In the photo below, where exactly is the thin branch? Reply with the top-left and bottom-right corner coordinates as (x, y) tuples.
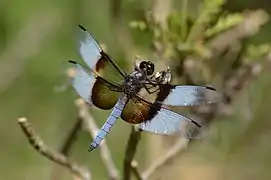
(17, 117), (91, 180)
(51, 117), (82, 180)
(131, 160), (143, 180)
(151, 0), (172, 30)
(109, 0), (137, 63)
(142, 138), (189, 180)
(75, 99), (120, 180)
(181, 0), (188, 41)
(109, 0), (122, 21)
(123, 127), (142, 180)
(60, 117), (82, 155)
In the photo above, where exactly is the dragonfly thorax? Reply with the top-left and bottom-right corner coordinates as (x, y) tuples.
(123, 71), (145, 97)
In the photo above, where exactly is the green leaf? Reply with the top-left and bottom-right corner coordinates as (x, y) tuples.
(205, 13), (244, 38)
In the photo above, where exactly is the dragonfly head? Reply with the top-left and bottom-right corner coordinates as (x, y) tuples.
(139, 61), (155, 76)
(133, 56), (155, 76)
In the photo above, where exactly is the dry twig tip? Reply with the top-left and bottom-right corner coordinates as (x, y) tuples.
(17, 117), (91, 180)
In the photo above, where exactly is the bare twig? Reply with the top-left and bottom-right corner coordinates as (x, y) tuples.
(17, 117), (91, 180)
(142, 138), (189, 180)
(151, 0), (172, 30)
(181, 0), (188, 41)
(51, 117), (82, 180)
(109, 0), (122, 21)
(109, 0), (138, 64)
(131, 160), (143, 180)
(123, 127), (142, 180)
(76, 99), (120, 180)
(60, 117), (83, 155)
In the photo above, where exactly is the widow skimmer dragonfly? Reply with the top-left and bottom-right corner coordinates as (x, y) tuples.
(69, 25), (220, 151)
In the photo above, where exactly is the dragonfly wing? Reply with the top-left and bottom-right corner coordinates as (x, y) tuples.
(77, 25), (126, 83)
(157, 84), (221, 106)
(121, 95), (200, 138)
(71, 61), (121, 110)
(135, 107), (200, 138)
(77, 25), (102, 70)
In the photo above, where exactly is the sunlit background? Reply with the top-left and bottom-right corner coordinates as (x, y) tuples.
(1, 0), (271, 180)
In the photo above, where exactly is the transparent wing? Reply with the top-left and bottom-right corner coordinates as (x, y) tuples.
(71, 62), (96, 105)
(135, 107), (200, 137)
(77, 25), (126, 83)
(121, 95), (201, 138)
(77, 25), (102, 70)
(140, 83), (221, 107)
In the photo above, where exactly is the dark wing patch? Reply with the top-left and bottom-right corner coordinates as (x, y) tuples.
(120, 97), (155, 124)
(70, 62), (121, 110)
(121, 95), (201, 137)
(120, 83), (167, 124)
(91, 77), (121, 110)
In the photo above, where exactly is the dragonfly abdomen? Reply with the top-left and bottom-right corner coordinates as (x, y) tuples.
(88, 95), (128, 151)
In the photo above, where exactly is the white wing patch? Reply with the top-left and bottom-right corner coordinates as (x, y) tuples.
(71, 64), (96, 104)
(163, 86), (220, 106)
(78, 25), (102, 70)
(135, 108), (200, 138)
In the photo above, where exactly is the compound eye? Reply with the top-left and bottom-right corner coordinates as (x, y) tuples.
(139, 61), (148, 71)
(139, 61), (155, 75)
(146, 62), (154, 75)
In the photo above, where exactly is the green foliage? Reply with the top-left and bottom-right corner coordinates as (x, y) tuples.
(245, 44), (271, 63)
(130, 0), (269, 85)
(186, 0), (225, 42)
(129, 20), (147, 31)
(205, 12), (244, 38)
(130, 0), (231, 59)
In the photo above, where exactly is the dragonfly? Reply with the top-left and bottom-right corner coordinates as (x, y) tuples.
(69, 25), (220, 152)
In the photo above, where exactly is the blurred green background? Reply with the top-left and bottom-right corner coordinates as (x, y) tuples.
(1, 0), (271, 180)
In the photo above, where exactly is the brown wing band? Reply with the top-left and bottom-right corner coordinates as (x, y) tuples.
(121, 85), (172, 124)
(91, 77), (121, 110)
